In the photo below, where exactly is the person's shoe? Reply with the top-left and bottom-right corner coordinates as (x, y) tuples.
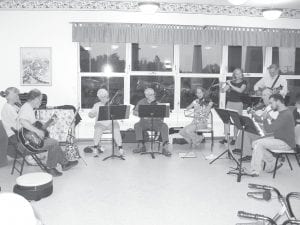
(96, 145), (105, 154)
(232, 148), (242, 155)
(133, 145), (146, 153)
(119, 147), (124, 156)
(48, 168), (63, 177)
(219, 139), (227, 144)
(162, 145), (172, 157)
(244, 169), (259, 177)
(230, 139), (236, 145)
(62, 160), (78, 171)
(238, 155), (252, 162)
(266, 163), (283, 173)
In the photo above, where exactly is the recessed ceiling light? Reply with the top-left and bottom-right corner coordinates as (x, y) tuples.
(111, 45), (119, 50)
(138, 2), (160, 14)
(262, 9), (283, 20)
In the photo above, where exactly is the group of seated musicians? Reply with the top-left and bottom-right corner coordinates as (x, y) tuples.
(1, 88), (78, 177)
(0, 63), (299, 178)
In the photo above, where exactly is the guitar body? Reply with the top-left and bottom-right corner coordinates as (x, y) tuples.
(18, 115), (57, 153)
(18, 127), (45, 153)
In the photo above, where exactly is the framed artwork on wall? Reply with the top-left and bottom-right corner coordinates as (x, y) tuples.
(20, 47), (52, 86)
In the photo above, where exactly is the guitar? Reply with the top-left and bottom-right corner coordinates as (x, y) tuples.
(18, 114), (57, 153)
(255, 85), (283, 96)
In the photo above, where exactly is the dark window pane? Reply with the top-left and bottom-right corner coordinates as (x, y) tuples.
(245, 47), (263, 73)
(81, 77), (124, 109)
(272, 47), (296, 75)
(179, 45), (221, 73)
(228, 46), (242, 72)
(295, 48), (300, 75)
(286, 79), (300, 105)
(130, 76), (174, 109)
(131, 44), (173, 72)
(80, 43), (126, 73)
(180, 78), (219, 108)
(228, 46), (264, 73)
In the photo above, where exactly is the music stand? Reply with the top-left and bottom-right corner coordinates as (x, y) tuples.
(98, 105), (130, 161)
(227, 115), (262, 182)
(209, 108), (240, 166)
(138, 104), (169, 159)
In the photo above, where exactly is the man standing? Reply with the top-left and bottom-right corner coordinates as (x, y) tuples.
(133, 88), (171, 156)
(254, 64), (287, 97)
(249, 94), (295, 176)
(18, 89), (78, 176)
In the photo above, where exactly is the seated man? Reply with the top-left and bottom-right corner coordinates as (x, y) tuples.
(88, 88), (124, 157)
(133, 88), (171, 156)
(18, 89), (78, 177)
(293, 93), (300, 147)
(249, 94), (296, 176)
(0, 87), (21, 167)
(234, 88), (278, 162)
(179, 86), (213, 147)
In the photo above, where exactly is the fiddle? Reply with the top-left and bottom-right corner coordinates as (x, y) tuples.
(0, 90), (22, 107)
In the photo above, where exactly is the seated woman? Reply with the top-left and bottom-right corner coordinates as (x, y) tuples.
(180, 87), (214, 147)
(293, 93), (300, 147)
(88, 88), (124, 157)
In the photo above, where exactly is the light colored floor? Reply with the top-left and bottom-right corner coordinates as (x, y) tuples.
(0, 141), (300, 225)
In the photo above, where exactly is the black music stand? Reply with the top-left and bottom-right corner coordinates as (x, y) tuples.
(209, 108), (240, 166)
(98, 105), (130, 161)
(138, 104), (170, 159)
(227, 115), (262, 182)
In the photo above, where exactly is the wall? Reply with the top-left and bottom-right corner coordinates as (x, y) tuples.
(0, 10), (299, 139)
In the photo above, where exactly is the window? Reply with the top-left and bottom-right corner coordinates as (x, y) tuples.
(179, 45), (221, 73)
(131, 44), (173, 71)
(272, 47), (300, 75)
(286, 79), (300, 105)
(81, 77), (124, 108)
(228, 46), (264, 73)
(80, 43), (126, 72)
(130, 76), (174, 109)
(180, 78), (219, 108)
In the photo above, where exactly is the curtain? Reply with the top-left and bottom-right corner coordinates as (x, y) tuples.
(72, 23), (300, 47)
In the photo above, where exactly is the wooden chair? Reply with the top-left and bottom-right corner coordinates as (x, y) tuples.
(195, 111), (214, 152)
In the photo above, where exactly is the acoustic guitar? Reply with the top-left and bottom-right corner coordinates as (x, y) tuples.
(18, 114), (57, 153)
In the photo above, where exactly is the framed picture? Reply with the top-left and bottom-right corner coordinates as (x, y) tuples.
(20, 47), (52, 86)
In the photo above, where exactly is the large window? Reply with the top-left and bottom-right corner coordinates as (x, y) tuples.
(179, 45), (221, 73)
(286, 79), (300, 105)
(81, 77), (124, 108)
(80, 43), (126, 72)
(131, 44), (173, 71)
(272, 47), (300, 75)
(180, 78), (219, 108)
(130, 76), (174, 109)
(228, 46), (264, 73)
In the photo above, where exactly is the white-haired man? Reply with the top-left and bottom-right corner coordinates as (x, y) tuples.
(254, 64), (287, 97)
(133, 88), (171, 156)
(89, 88), (124, 156)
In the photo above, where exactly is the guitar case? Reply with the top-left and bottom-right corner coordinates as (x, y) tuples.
(13, 172), (53, 201)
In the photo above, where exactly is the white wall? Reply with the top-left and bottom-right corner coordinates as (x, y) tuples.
(0, 10), (299, 139)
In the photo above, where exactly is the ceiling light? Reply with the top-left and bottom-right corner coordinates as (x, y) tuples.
(228, 0), (247, 5)
(262, 9), (283, 20)
(138, 2), (160, 14)
(111, 45), (119, 50)
(83, 46), (91, 51)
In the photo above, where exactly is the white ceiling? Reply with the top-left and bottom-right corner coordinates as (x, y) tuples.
(117, 0), (300, 9)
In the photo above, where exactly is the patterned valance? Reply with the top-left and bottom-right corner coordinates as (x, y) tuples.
(72, 23), (300, 47)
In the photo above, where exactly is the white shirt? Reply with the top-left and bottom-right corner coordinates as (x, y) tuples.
(1, 103), (19, 137)
(90, 102), (111, 127)
(18, 102), (37, 128)
(254, 75), (288, 96)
